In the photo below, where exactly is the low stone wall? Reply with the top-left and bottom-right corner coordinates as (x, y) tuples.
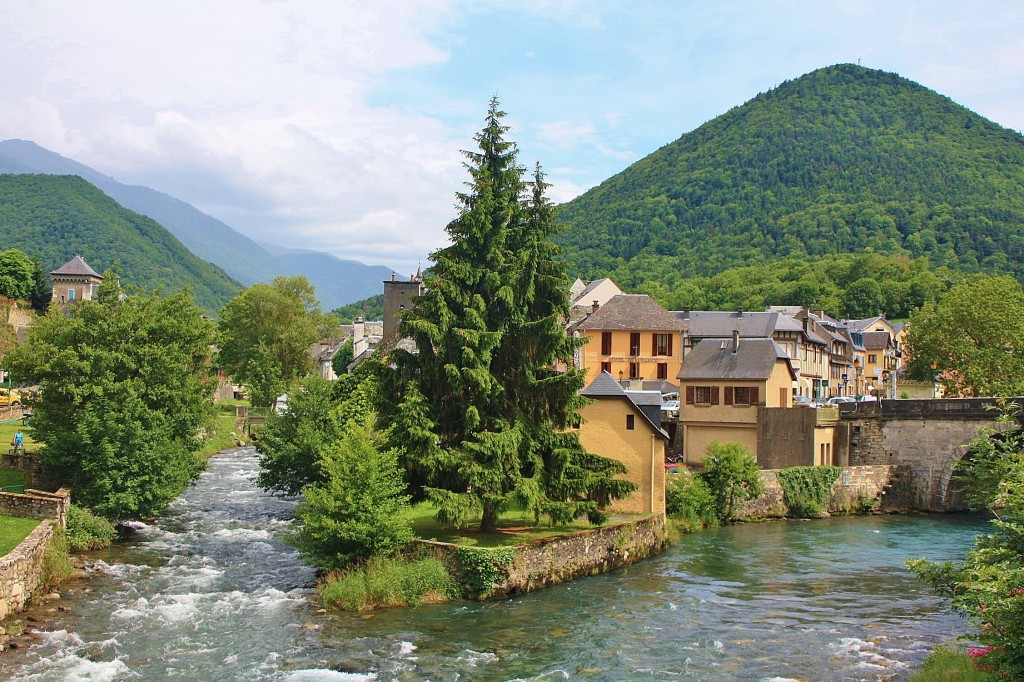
(0, 519), (56, 621)
(734, 465), (902, 519)
(0, 486), (71, 622)
(409, 514), (668, 599)
(0, 487), (71, 526)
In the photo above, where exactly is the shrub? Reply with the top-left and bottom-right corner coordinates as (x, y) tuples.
(289, 419), (413, 571)
(319, 557), (459, 611)
(39, 529), (73, 591)
(776, 466), (842, 518)
(909, 644), (998, 681)
(696, 441), (763, 522)
(907, 403), (1024, 679)
(65, 504), (117, 551)
(665, 472), (719, 532)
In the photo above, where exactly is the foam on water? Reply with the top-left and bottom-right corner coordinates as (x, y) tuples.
(286, 671), (377, 681)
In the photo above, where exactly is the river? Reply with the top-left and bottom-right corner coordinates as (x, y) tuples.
(0, 447), (987, 681)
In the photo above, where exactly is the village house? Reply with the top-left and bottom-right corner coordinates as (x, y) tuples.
(676, 335), (797, 466)
(571, 294), (684, 384)
(577, 371), (668, 515)
(50, 255), (102, 306)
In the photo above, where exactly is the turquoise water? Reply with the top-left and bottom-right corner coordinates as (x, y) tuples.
(0, 448), (987, 681)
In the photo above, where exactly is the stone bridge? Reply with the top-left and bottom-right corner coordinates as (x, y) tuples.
(838, 398), (1021, 511)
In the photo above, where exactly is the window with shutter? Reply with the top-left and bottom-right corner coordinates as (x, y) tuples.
(630, 333), (640, 356)
(711, 387), (720, 405)
(601, 332), (612, 355)
(751, 387), (760, 405)
(686, 386), (695, 404)
(724, 387), (733, 405)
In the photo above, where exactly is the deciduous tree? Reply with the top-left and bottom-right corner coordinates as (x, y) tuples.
(904, 274), (1024, 396)
(7, 276), (215, 519)
(218, 276), (331, 406)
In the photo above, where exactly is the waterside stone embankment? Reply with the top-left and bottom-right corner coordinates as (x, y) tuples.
(735, 465), (906, 519)
(410, 513), (668, 599)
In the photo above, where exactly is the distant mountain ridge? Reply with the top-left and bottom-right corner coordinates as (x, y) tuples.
(0, 140), (395, 309)
(0, 174), (240, 312)
(555, 64), (1024, 290)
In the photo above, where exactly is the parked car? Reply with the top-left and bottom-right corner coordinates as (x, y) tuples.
(826, 396), (857, 405)
(0, 388), (22, 407)
(858, 395), (878, 402)
(660, 400), (680, 418)
(793, 396), (817, 408)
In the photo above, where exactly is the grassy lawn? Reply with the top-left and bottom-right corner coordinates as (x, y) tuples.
(197, 398), (250, 459)
(0, 467), (25, 493)
(0, 418), (36, 454)
(0, 514), (40, 555)
(406, 502), (633, 548)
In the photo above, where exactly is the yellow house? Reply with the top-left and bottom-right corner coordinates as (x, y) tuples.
(677, 336), (797, 466)
(578, 371), (669, 515)
(573, 294), (684, 384)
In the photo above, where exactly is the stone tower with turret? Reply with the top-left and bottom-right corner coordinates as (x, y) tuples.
(382, 268), (425, 341)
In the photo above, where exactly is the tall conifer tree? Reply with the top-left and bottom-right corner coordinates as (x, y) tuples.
(378, 99), (634, 532)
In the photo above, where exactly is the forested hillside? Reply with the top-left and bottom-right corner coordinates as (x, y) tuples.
(556, 64), (1024, 310)
(0, 174), (240, 312)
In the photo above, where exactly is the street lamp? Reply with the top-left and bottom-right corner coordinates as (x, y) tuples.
(853, 358), (862, 400)
(931, 361), (938, 399)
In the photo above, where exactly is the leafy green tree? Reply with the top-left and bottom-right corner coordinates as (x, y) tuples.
(330, 338), (354, 377)
(7, 276), (215, 519)
(289, 419), (413, 570)
(30, 257), (51, 313)
(377, 99), (634, 533)
(218, 276), (329, 406)
(907, 403), (1024, 678)
(904, 274), (1024, 396)
(0, 249), (36, 301)
(843, 277), (885, 318)
(255, 371), (375, 495)
(696, 441), (764, 522)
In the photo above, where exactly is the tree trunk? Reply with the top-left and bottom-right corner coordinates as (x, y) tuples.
(480, 503), (499, 534)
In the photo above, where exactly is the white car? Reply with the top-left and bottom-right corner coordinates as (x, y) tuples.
(826, 396), (857, 405)
(660, 400), (680, 418)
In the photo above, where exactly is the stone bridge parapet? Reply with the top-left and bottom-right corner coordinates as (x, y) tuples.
(839, 398), (1022, 511)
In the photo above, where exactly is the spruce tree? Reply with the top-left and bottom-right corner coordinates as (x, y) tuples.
(378, 99), (634, 533)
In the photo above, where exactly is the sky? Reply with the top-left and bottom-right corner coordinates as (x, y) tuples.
(3, 1), (1024, 276)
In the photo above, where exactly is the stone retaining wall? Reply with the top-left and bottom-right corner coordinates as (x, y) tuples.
(0, 519), (56, 621)
(0, 487), (71, 622)
(0, 487), (71, 526)
(734, 465), (903, 519)
(410, 514), (668, 599)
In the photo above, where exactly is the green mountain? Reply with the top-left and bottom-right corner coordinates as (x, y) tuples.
(0, 174), (240, 312)
(556, 64), (1024, 291)
(0, 140), (398, 309)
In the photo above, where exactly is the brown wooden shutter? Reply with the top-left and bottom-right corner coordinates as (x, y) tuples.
(686, 386), (694, 405)
(780, 387), (787, 407)
(724, 387), (733, 405)
(711, 387), (720, 405)
(751, 387), (760, 405)
(668, 334), (673, 357)
(652, 333), (658, 356)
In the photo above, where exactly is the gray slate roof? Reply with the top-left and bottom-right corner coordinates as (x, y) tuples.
(51, 255), (102, 279)
(674, 310), (802, 338)
(581, 371), (669, 440)
(576, 294), (683, 331)
(678, 338), (797, 381)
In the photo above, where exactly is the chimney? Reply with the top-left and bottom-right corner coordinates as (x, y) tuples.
(391, 272), (396, 282)
(592, 300), (600, 313)
(682, 307), (690, 320)
(410, 273), (415, 282)
(737, 308), (744, 318)
(732, 329), (740, 354)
